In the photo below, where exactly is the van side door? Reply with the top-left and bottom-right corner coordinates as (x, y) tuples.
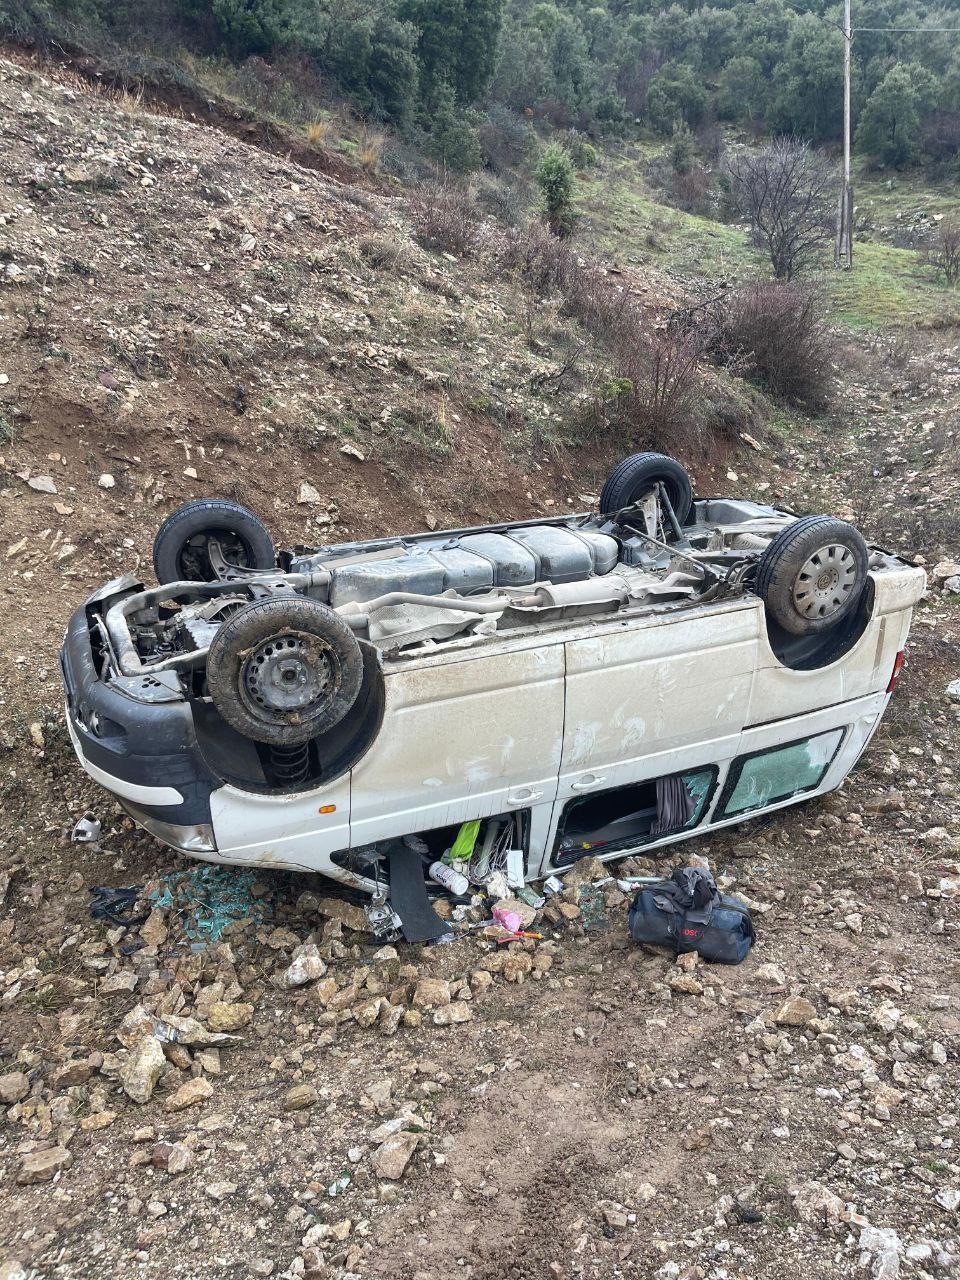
(349, 642), (564, 849)
(557, 601), (760, 803)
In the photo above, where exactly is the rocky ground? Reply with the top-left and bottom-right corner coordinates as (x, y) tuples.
(2, 50), (960, 1280)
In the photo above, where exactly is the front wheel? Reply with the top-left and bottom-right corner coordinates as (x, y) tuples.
(206, 597), (364, 746)
(755, 515), (869, 637)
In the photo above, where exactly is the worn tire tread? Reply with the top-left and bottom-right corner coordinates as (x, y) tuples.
(599, 452), (694, 523)
(755, 515), (869, 637)
(153, 498), (275, 584)
(206, 596), (363, 746)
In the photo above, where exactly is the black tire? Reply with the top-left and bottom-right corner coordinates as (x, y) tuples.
(206, 597), (364, 747)
(599, 452), (694, 524)
(755, 515), (869, 637)
(153, 499), (276, 584)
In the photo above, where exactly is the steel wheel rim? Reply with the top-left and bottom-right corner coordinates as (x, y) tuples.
(239, 631), (338, 729)
(792, 544), (859, 620)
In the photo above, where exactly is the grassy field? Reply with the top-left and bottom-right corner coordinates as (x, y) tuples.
(577, 145), (960, 332)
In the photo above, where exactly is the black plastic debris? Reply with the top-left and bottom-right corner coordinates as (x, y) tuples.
(88, 884), (148, 931)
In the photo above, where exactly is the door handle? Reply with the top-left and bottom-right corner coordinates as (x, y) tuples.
(507, 789), (544, 805)
(571, 775), (606, 792)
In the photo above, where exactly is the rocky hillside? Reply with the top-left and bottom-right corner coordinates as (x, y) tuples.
(2, 50), (960, 1280)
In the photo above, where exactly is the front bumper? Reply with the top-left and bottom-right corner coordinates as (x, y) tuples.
(60, 590), (221, 854)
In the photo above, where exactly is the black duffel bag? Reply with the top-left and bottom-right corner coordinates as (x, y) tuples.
(628, 867), (754, 964)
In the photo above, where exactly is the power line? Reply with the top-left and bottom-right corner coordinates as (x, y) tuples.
(835, 9), (960, 273)
(855, 26), (960, 32)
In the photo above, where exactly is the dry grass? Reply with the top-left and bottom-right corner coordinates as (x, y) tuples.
(305, 117), (334, 147)
(358, 128), (385, 173)
(409, 184), (483, 257)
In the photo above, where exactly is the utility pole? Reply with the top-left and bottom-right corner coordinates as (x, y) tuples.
(835, 0), (853, 269)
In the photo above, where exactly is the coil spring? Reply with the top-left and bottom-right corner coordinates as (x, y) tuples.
(268, 741), (311, 787)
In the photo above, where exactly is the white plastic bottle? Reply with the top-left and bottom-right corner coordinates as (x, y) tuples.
(429, 861), (470, 896)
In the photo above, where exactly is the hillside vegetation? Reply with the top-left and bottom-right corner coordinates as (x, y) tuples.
(3, 0), (960, 180)
(2, 32), (960, 1280)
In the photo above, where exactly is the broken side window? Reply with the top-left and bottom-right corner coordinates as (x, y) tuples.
(555, 767), (716, 864)
(718, 729), (845, 819)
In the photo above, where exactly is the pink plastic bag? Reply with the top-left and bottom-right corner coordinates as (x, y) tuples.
(492, 905), (522, 934)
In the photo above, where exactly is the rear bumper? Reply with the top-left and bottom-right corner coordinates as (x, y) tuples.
(60, 594), (220, 852)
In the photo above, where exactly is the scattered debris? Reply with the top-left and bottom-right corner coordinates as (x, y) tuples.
(71, 812), (101, 843)
(89, 884), (147, 930)
(151, 866), (271, 944)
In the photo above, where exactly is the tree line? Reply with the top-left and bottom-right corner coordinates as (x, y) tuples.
(5, 0), (960, 172)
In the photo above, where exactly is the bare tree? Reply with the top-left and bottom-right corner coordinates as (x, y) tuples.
(726, 138), (834, 281)
(927, 220), (960, 287)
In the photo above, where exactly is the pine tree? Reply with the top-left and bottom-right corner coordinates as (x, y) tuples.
(856, 63), (937, 167)
(536, 142), (577, 237)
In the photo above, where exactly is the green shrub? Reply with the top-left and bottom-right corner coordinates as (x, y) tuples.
(535, 143), (576, 238)
(566, 133), (598, 170)
(427, 82), (482, 173)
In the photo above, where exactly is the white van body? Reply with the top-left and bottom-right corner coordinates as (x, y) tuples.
(61, 481), (925, 893)
(201, 556), (921, 886)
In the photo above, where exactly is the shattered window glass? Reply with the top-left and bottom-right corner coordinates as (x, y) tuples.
(681, 769), (714, 825)
(720, 729), (844, 818)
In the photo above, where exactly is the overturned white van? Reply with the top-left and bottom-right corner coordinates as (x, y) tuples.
(60, 452), (925, 895)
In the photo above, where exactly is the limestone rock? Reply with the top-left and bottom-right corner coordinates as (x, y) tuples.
(775, 996), (817, 1027)
(17, 1147), (73, 1185)
(412, 977), (450, 1009)
(372, 1132), (420, 1180)
(669, 972), (704, 996)
(502, 953), (533, 983)
(433, 1001), (472, 1025)
(316, 897), (368, 933)
(152, 1142), (194, 1174)
(561, 856), (607, 889)
(790, 1180), (846, 1228)
(283, 1084), (318, 1112)
(206, 1002), (254, 1032)
(282, 944), (327, 988)
(0, 1071), (29, 1105)
(164, 1076), (214, 1111)
(121, 1036), (166, 1104)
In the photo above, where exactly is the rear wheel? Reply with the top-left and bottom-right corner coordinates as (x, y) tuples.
(206, 596), (363, 746)
(153, 499), (276, 584)
(599, 452), (694, 524)
(755, 515), (869, 636)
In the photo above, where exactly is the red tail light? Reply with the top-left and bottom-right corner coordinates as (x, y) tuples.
(887, 650), (905, 693)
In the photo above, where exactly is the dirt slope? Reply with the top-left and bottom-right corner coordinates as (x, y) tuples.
(1, 52), (960, 1280)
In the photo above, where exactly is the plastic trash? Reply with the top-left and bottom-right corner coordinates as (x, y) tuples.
(492, 904), (523, 934)
(72, 813), (101, 843)
(486, 871), (510, 900)
(515, 886), (545, 909)
(447, 819), (481, 864)
(429, 861), (470, 896)
(506, 848), (525, 888)
(89, 884), (147, 931)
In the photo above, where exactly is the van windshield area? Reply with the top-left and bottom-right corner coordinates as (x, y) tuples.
(555, 769), (714, 865)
